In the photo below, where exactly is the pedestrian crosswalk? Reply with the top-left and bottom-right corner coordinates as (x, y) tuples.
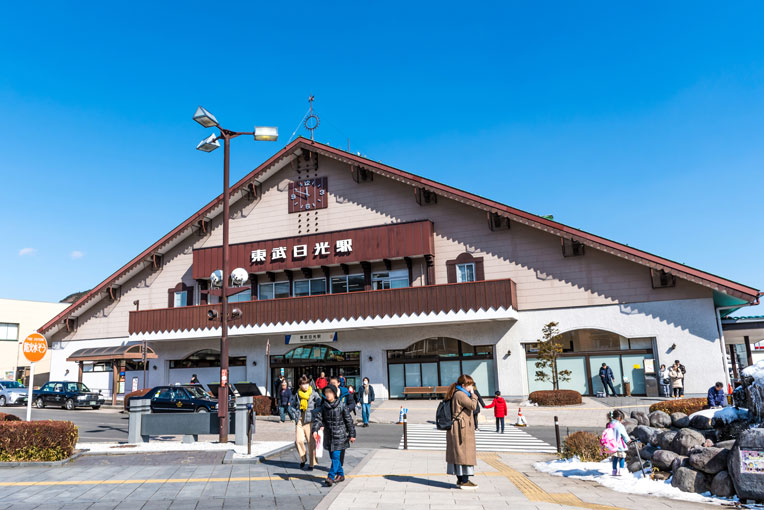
(398, 424), (557, 453)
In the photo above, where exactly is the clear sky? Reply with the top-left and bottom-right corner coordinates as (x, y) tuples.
(2, 3), (762, 316)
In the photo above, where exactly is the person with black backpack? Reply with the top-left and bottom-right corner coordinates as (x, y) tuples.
(442, 374), (479, 490)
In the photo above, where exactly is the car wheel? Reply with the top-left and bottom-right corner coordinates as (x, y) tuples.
(35, 398), (45, 409)
(65, 399), (75, 410)
(92, 406), (101, 410)
(0, 396), (5, 407)
(195, 407), (208, 413)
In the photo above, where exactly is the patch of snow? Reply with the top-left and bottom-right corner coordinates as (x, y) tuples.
(534, 458), (743, 506)
(519, 400), (538, 407)
(688, 407), (748, 424)
(742, 360), (764, 386)
(77, 440), (292, 459)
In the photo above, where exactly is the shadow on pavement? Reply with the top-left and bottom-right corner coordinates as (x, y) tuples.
(383, 474), (454, 489)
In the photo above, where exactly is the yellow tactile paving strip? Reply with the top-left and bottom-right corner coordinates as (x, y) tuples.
(479, 453), (626, 510)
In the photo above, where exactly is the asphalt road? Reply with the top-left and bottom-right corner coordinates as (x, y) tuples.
(1, 406), (129, 442)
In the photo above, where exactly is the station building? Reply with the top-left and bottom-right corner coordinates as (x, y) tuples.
(39, 138), (761, 402)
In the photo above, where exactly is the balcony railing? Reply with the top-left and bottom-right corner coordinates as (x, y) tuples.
(128, 278), (517, 335)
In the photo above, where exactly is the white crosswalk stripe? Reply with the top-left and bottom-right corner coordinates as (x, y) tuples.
(398, 423), (557, 452)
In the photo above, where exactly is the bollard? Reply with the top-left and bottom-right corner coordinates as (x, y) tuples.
(554, 416), (561, 453)
(247, 406), (256, 456)
(128, 398), (151, 443)
(235, 396), (253, 446)
(403, 412), (408, 450)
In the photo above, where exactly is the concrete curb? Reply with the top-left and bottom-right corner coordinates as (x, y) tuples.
(314, 449), (377, 510)
(223, 443), (296, 464)
(0, 449), (86, 468)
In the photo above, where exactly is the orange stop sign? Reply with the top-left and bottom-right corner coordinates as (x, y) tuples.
(22, 333), (48, 363)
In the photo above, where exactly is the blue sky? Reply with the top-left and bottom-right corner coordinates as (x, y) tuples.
(2, 3), (763, 315)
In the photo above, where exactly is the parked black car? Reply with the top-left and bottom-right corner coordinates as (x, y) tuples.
(129, 385), (224, 413)
(33, 381), (105, 410)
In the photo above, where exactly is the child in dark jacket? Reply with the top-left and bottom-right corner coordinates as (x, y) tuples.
(312, 384), (356, 486)
(484, 390), (508, 433)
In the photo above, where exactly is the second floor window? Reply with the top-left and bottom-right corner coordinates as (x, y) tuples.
(372, 270), (409, 290)
(456, 263), (475, 283)
(331, 274), (365, 294)
(294, 278), (327, 297)
(173, 292), (188, 307)
(0, 323), (19, 341)
(229, 288), (252, 303)
(258, 281), (290, 300)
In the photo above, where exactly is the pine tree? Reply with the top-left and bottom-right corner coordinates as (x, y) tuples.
(534, 322), (571, 390)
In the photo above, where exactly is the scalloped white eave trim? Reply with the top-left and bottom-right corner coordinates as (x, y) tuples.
(129, 306), (519, 341)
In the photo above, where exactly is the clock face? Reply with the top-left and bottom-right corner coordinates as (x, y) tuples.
(288, 176), (328, 213)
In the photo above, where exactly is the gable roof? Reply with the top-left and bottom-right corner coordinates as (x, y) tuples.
(40, 137), (761, 335)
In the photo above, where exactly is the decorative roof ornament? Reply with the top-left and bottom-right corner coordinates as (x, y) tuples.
(305, 95), (320, 141)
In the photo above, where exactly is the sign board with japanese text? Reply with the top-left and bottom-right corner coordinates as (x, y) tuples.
(22, 333), (47, 363)
(192, 220), (434, 279)
(286, 332), (338, 345)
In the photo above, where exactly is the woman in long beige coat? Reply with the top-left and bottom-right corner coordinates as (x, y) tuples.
(669, 364), (684, 399)
(445, 374), (479, 489)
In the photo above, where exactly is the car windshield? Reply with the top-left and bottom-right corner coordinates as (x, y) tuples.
(185, 386), (210, 399)
(66, 383), (91, 393)
(0, 381), (24, 389)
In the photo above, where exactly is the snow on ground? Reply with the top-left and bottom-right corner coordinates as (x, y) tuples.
(743, 360), (764, 386)
(689, 407), (749, 424)
(76, 440), (292, 459)
(534, 458), (745, 506)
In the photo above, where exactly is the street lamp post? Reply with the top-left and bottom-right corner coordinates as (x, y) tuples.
(194, 106), (278, 443)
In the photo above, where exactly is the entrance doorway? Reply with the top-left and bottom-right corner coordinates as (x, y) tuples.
(270, 344), (360, 393)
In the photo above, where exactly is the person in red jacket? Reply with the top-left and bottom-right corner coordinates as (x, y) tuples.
(484, 390), (507, 433)
(316, 372), (328, 390)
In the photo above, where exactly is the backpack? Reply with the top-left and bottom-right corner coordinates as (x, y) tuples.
(436, 398), (459, 430)
(600, 423), (623, 454)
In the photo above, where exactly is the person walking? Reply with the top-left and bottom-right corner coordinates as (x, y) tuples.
(316, 372), (328, 390)
(601, 409), (631, 476)
(669, 362), (684, 398)
(445, 374), (479, 490)
(675, 360), (687, 397)
(359, 377), (375, 427)
(484, 390), (507, 433)
(346, 385), (358, 418)
(599, 363), (617, 397)
(312, 384), (356, 487)
(472, 387), (486, 430)
(273, 373), (286, 397)
(659, 364), (671, 397)
(291, 375), (322, 470)
(329, 376), (349, 405)
(278, 380), (293, 423)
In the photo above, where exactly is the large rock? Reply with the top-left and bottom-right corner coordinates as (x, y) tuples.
(639, 444), (658, 461)
(671, 466), (710, 493)
(690, 414), (713, 430)
(671, 428), (706, 456)
(716, 440), (736, 450)
(627, 459), (644, 473)
(649, 410), (671, 428)
(711, 470), (735, 498)
(671, 412), (690, 428)
(715, 419), (749, 443)
(671, 455), (689, 474)
(632, 425), (659, 446)
(688, 447), (730, 474)
(622, 417), (638, 434)
(727, 428), (764, 501)
(631, 410), (650, 426)
(652, 449), (680, 471)
(659, 430), (678, 450)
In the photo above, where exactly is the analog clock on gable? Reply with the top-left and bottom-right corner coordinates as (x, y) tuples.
(288, 176), (327, 213)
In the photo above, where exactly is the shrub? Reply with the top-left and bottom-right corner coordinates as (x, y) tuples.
(649, 398), (706, 416)
(529, 390), (582, 406)
(0, 413), (21, 422)
(0, 421), (78, 462)
(251, 396), (273, 416)
(561, 431), (608, 462)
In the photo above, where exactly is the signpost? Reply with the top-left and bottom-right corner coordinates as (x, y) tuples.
(21, 332), (47, 421)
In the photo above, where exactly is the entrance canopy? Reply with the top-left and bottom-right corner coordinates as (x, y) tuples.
(66, 342), (157, 362)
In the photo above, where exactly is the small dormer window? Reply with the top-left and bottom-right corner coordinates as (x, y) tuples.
(561, 238), (585, 257)
(651, 269), (676, 289)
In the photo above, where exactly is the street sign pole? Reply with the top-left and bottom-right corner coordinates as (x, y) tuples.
(25, 362), (34, 421)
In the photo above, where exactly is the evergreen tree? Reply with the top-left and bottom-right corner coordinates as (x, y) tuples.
(534, 322), (571, 390)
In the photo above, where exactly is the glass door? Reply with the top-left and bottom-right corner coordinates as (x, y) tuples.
(388, 364), (404, 398)
(556, 356), (588, 395)
(589, 356), (623, 395)
(421, 363), (438, 387)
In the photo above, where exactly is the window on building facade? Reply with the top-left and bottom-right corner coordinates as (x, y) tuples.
(229, 288), (252, 303)
(372, 270), (409, 290)
(522, 329), (654, 353)
(258, 281), (290, 300)
(456, 263), (476, 283)
(0, 323), (19, 341)
(330, 274), (365, 294)
(174, 292), (188, 307)
(294, 278), (327, 297)
(82, 362), (113, 373)
(169, 349), (246, 368)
